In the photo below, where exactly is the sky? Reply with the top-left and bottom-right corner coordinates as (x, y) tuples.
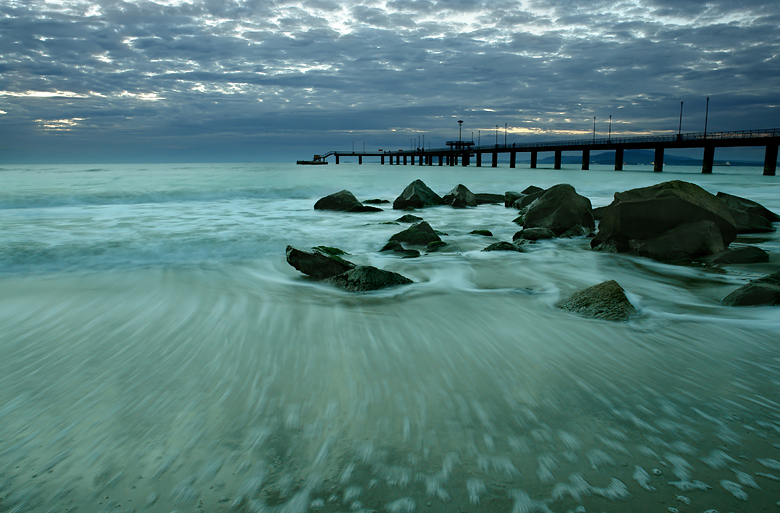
(1, 0), (779, 163)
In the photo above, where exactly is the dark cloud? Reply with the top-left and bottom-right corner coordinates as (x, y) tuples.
(0, 0), (778, 163)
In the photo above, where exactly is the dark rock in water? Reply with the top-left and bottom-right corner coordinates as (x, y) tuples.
(515, 227), (556, 241)
(592, 206), (608, 221)
(523, 184), (595, 236)
(389, 221), (441, 245)
(286, 246), (354, 279)
(483, 241), (525, 252)
(716, 192), (777, 233)
(380, 240), (421, 258)
(327, 265), (413, 292)
(712, 246), (769, 264)
(475, 193), (504, 205)
(314, 190), (382, 212)
(363, 198), (390, 204)
(312, 246), (348, 256)
(592, 180), (737, 251)
(442, 184), (478, 208)
(522, 185), (545, 195)
(511, 189), (547, 210)
(470, 229), (493, 236)
(636, 220), (724, 261)
(396, 214), (423, 223)
(426, 240), (448, 252)
(393, 179), (443, 210)
(512, 214), (525, 226)
(722, 271), (780, 306)
(717, 191), (780, 222)
(505, 191), (523, 208)
(558, 280), (637, 321)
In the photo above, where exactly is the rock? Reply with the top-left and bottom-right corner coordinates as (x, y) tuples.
(426, 240), (448, 252)
(396, 214), (423, 223)
(592, 180), (737, 250)
(636, 220), (725, 261)
(592, 206), (608, 221)
(522, 184), (595, 236)
(717, 192), (780, 222)
(515, 227), (556, 241)
(512, 189), (547, 210)
(393, 179), (443, 210)
(558, 280), (637, 321)
(363, 198), (390, 204)
(470, 229), (493, 236)
(722, 271), (780, 306)
(716, 192), (777, 233)
(286, 246), (354, 279)
(380, 240), (421, 258)
(505, 191), (523, 208)
(522, 185), (545, 195)
(442, 184), (478, 208)
(475, 193), (504, 205)
(314, 190), (382, 212)
(389, 221), (441, 245)
(483, 241), (526, 252)
(712, 246), (769, 264)
(327, 265), (413, 292)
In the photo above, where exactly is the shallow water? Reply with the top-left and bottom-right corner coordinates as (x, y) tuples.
(0, 163), (779, 512)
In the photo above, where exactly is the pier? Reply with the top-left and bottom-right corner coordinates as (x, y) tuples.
(305, 128), (780, 175)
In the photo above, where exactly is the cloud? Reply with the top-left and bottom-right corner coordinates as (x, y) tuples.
(0, 0), (778, 162)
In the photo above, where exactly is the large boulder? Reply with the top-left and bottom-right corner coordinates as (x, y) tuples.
(522, 184), (595, 236)
(592, 181), (737, 250)
(636, 220), (725, 261)
(314, 190), (382, 212)
(716, 192), (778, 233)
(558, 280), (637, 321)
(327, 265), (413, 292)
(389, 221), (441, 245)
(393, 179), (443, 210)
(442, 184), (478, 208)
(722, 271), (780, 306)
(286, 246), (354, 279)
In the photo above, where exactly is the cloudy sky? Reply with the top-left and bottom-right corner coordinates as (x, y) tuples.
(1, 0), (778, 163)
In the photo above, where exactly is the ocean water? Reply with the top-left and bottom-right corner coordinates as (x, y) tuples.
(0, 162), (778, 513)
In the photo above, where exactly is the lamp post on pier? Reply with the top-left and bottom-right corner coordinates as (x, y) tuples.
(504, 123), (507, 146)
(704, 97), (710, 138)
(592, 116), (596, 143)
(495, 125), (498, 147)
(458, 120), (463, 145)
(678, 101), (684, 138)
(608, 115), (612, 142)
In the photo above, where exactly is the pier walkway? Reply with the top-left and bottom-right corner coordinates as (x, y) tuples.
(307, 128), (780, 175)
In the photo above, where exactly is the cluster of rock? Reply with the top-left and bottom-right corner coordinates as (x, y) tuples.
(285, 246), (412, 292)
(289, 177), (778, 310)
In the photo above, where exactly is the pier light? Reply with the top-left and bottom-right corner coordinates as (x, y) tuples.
(678, 101), (684, 137)
(458, 120), (463, 144)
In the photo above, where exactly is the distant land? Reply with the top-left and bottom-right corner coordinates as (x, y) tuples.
(529, 149), (760, 166)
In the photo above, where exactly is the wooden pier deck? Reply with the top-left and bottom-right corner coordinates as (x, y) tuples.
(305, 128), (780, 175)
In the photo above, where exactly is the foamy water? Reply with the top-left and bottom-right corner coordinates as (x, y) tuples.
(0, 162), (778, 512)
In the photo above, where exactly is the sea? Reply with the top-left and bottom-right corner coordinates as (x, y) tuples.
(0, 162), (778, 513)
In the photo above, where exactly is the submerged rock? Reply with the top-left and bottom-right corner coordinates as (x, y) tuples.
(363, 198), (390, 204)
(515, 227), (556, 241)
(470, 229), (493, 236)
(426, 240), (448, 252)
(314, 190), (382, 212)
(395, 214), (423, 223)
(327, 265), (413, 292)
(711, 246), (769, 264)
(522, 184), (595, 236)
(592, 180), (737, 251)
(722, 271), (780, 306)
(636, 220), (725, 262)
(389, 221), (441, 245)
(558, 280), (637, 321)
(286, 246), (354, 279)
(483, 241), (525, 252)
(442, 184), (478, 208)
(380, 240), (421, 258)
(393, 179), (443, 210)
